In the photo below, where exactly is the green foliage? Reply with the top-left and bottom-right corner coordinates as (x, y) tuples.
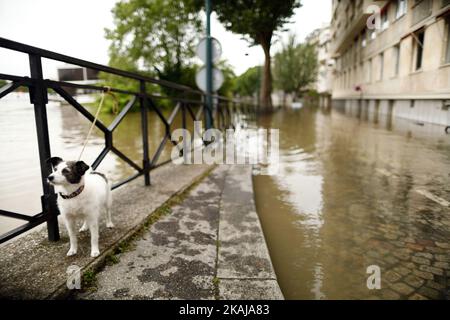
(233, 66), (262, 97)
(273, 35), (318, 96)
(97, 52), (141, 113)
(216, 60), (236, 98)
(194, 0), (300, 46)
(0, 79), (7, 87)
(106, 0), (202, 72)
(82, 270), (97, 290)
(102, 0), (204, 112)
(192, 0), (301, 108)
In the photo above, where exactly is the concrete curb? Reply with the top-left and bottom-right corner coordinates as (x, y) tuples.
(72, 165), (283, 300)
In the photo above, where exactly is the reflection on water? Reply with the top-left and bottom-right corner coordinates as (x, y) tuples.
(0, 93), (194, 235)
(253, 105), (450, 300)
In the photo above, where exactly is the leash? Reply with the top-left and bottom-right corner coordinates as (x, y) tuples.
(77, 87), (119, 161)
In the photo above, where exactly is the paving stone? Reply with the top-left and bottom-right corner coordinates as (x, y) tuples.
(426, 280), (445, 291)
(392, 266), (411, 277)
(419, 265), (444, 276)
(384, 234), (398, 240)
(367, 250), (381, 259)
(403, 262), (416, 270)
(427, 247), (446, 254)
(435, 242), (450, 249)
(433, 262), (449, 269)
(390, 282), (415, 296)
(393, 251), (410, 261)
(391, 241), (406, 248)
(408, 293), (428, 300)
(414, 252), (433, 260)
(384, 270), (402, 283)
(403, 237), (416, 243)
(412, 256), (431, 266)
(416, 239), (435, 247)
(417, 287), (442, 300)
(434, 254), (450, 262)
(384, 256), (400, 265)
(380, 289), (401, 300)
(412, 269), (434, 280)
(406, 243), (424, 252)
(403, 275), (425, 289)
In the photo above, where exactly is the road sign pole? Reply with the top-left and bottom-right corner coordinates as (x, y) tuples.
(205, 0), (213, 130)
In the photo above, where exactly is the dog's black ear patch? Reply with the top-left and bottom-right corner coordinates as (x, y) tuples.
(75, 161), (90, 176)
(46, 157), (63, 170)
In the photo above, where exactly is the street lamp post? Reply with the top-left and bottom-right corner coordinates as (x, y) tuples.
(205, 0), (213, 130)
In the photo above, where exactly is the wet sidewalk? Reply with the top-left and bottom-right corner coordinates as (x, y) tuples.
(77, 165), (282, 300)
(0, 162), (213, 299)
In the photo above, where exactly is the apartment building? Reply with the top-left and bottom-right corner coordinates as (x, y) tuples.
(307, 26), (335, 108)
(331, 0), (450, 126)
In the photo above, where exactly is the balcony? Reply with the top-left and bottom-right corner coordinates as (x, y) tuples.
(411, 0), (432, 26)
(331, 0), (387, 56)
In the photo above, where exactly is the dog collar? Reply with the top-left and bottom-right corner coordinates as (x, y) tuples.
(59, 185), (85, 200)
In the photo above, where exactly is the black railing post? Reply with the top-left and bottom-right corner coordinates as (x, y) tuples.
(181, 101), (188, 164)
(140, 80), (150, 186)
(29, 53), (60, 242)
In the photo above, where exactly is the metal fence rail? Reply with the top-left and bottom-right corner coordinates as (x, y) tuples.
(0, 37), (256, 244)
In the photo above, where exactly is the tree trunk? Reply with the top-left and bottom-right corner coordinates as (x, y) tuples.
(260, 39), (273, 111)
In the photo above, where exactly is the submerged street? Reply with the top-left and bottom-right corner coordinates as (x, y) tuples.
(253, 105), (450, 300)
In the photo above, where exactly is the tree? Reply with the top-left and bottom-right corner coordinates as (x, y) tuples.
(233, 66), (262, 98)
(194, 0), (301, 110)
(216, 60), (236, 98)
(273, 35), (318, 102)
(106, 0), (203, 99)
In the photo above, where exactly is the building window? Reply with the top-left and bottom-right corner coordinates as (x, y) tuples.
(359, 62), (363, 83)
(381, 6), (390, 30)
(396, 0), (408, 19)
(412, 0), (432, 25)
(366, 59), (372, 83)
(445, 17), (450, 64)
(414, 29), (425, 71)
(393, 44), (401, 75)
(379, 53), (384, 80)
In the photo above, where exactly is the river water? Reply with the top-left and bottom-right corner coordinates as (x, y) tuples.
(253, 105), (450, 300)
(1, 94), (449, 299)
(0, 93), (180, 234)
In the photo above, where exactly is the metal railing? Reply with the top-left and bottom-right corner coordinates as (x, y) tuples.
(0, 37), (256, 244)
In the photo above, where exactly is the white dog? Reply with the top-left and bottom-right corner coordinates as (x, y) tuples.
(47, 157), (113, 257)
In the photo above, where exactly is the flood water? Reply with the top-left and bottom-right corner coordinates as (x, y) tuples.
(1, 93), (449, 299)
(253, 105), (450, 300)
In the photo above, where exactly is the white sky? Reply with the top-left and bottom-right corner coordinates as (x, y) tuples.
(0, 0), (331, 79)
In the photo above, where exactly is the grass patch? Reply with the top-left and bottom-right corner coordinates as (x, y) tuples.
(105, 253), (120, 266)
(212, 276), (221, 300)
(82, 269), (97, 291)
